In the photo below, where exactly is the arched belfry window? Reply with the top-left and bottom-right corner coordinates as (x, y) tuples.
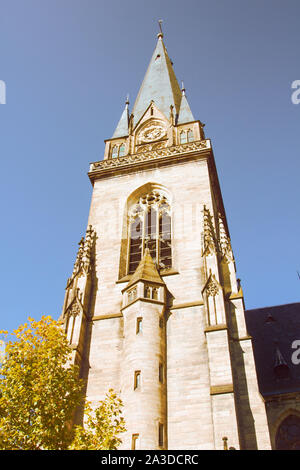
(112, 145), (118, 158)
(128, 190), (172, 274)
(187, 129), (194, 142)
(180, 131), (187, 144)
(111, 143), (126, 158)
(180, 129), (194, 144)
(119, 143), (125, 157)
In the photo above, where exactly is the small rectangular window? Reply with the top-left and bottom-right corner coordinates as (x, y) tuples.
(134, 370), (141, 390)
(136, 317), (143, 334)
(158, 423), (164, 447)
(159, 363), (164, 383)
(132, 433), (139, 450)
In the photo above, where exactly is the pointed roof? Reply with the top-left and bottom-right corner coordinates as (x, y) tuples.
(131, 34), (182, 128)
(112, 98), (129, 138)
(125, 248), (165, 290)
(177, 93), (194, 124)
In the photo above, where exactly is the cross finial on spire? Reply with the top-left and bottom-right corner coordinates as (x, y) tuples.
(157, 19), (164, 39)
(181, 81), (186, 96)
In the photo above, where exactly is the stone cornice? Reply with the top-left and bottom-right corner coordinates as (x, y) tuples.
(264, 390), (300, 402)
(204, 323), (228, 333)
(88, 139), (211, 182)
(92, 313), (123, 321)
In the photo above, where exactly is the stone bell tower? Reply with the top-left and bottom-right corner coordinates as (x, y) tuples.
(61, 28), (271, 450)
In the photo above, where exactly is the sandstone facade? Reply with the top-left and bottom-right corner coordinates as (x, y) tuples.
(60, 31), (300, 450)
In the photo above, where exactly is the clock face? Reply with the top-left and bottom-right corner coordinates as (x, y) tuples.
(139, 124), (166, 143)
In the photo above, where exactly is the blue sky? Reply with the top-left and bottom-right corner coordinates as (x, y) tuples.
(1, 0), (300, 332)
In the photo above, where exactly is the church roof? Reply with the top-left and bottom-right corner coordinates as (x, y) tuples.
(131, 33), (182, 128)
(245, 302), (300, 397)
(126, 248), (165, 290)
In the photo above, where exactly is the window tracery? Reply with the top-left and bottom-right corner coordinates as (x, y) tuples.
(179, 128), (194, 144)
(128, 190), (172, 274)
(111, 143), (126, 158)
(275, 415), (300, 450)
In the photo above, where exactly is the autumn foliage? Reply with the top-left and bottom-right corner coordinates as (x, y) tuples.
(0, 316), (125, 450)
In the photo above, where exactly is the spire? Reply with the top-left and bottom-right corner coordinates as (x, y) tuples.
(177, 82), (194, 124)
(131, 30), (182, 128)
(112, 96), (130, 138)
(126, 248), (165, 289)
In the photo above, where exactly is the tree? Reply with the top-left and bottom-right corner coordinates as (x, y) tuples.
(70, 390), (126, 450)
(0, 316), (125, 450)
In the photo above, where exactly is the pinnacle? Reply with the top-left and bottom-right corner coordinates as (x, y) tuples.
(126, 248), (165, 290)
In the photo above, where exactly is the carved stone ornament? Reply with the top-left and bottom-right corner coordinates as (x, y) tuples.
(218, 213), (233, 262)
(69, 225), (95, 282)
(205, 275), (220, 297)
(202, 206), (217, 256)
(90, 140), (210, 172)
(69, 300), (81, 317)
(138, 123), (166, 143)
(136, 141), (167, 153)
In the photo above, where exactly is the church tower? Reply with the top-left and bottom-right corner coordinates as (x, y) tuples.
(61, 28), (271, 450)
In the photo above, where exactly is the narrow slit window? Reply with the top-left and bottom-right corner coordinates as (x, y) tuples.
(136, 317), (143, 334)
(159, 363), (164, 383)
(134, 370), (141, 390)
(158, 423), (164, 447)
(132, 434), (139, 450)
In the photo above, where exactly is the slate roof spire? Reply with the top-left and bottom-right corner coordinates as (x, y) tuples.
(112, 26), (196, 136)
(177, 81), (194, 124)
(130, 28), (182, 128)
(112, 95), (130, 138)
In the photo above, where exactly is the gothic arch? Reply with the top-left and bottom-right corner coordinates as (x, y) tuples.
(118, 182), (173, 280)
(274, 409), (300, 450)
